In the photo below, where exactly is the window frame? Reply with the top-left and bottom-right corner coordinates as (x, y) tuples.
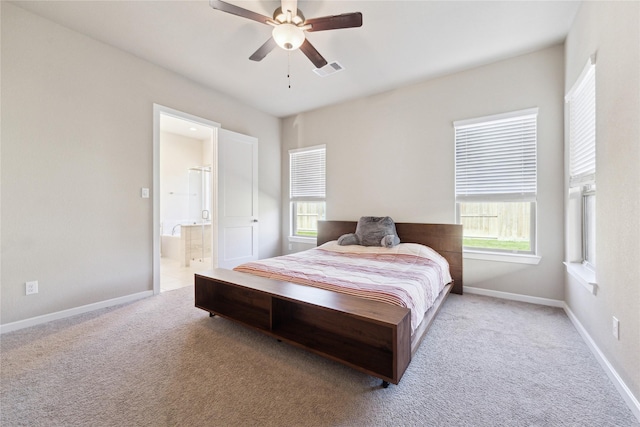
(582, 185), (596, 270)
(288, 145), (326, 242)
(454, 108), (539, 258)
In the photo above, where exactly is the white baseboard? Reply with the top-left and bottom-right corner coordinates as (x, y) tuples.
(464, 286), (564, 307)
(0, 290), (154, 334)
(564, 304), (640, 422)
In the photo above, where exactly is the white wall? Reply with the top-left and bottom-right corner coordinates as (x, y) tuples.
(564, 1), (640, 406)
(0, 3), (281, 325)
(282, 44), (565, 301)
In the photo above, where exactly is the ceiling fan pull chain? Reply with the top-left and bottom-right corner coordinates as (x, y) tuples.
(288, 51), (292, 89)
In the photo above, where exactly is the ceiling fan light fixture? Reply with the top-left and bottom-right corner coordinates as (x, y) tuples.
(272, 23), (305, 51)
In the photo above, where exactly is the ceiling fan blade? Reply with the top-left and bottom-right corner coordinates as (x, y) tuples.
(209, 0), (273, 25)
(299, 39), (328, 69)
(249, 38), (278, 62)
(281, 0), (298, 19)
(305, 12), (363, 32)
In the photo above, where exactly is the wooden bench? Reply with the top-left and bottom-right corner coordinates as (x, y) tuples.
(195, 268), (412, 385)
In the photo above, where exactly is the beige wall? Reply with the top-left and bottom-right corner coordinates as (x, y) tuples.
(282, 44), (566, 301)
(564, 1), (640, 405)
(0, 3), (281, 324)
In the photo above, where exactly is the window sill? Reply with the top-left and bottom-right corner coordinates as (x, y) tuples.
(464, 250), (541, 265)
(288, 236), (317, 245)
(564, 262), (597, 295)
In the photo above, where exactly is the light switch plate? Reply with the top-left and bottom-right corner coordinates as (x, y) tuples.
(141, 188), (150, 198)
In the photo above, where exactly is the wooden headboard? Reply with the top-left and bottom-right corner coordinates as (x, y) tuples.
(317, 221), (463, 294)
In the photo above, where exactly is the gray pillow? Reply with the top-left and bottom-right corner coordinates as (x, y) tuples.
(355, 216), (401, 248)
(337, 233), (360, 246)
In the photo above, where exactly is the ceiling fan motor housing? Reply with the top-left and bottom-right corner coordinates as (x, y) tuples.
(273, 6), (305, 25)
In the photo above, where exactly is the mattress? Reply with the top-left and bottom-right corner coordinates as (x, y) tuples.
(234, 241), (452, 333)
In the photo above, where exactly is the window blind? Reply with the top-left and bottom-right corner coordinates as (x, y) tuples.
(290, 145), (326, 200)
(567, 61), (596, 186)
(454, 108), (538, 202)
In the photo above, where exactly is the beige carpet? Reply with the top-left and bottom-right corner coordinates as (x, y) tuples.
(1, 286), (637, 426)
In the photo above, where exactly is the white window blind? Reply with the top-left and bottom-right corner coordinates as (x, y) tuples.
(454, 108), (538, 202)
(290, 145), (326, 201)
(567, 60), (596, 186)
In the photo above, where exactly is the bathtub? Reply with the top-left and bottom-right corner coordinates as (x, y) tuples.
(161, 222), (212, 266)
(161, 233), (181, 261)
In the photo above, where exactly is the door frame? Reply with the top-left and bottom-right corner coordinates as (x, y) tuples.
(152, 104), (220, 295)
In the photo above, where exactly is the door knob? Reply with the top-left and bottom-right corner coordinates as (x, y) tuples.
(252, 219), (258, 223)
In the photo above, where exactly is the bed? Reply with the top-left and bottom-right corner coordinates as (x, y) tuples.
(195, 220), (462, 387)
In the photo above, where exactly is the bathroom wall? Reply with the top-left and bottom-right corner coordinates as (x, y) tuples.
(160, 131), (209, 234)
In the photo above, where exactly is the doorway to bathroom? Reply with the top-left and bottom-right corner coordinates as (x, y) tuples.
(155, 106), (218, 293)
(152, 104), (260, 295)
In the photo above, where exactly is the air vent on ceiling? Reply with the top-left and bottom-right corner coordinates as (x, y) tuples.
(313, 61), (344, 77)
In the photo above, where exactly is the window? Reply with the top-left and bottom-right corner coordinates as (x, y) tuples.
(289, 145), (326, 239)
(566, 58), (596, 272)
(454, 108), (538, 255)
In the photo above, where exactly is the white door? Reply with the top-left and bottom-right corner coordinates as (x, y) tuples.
(217, 129), (259, 269)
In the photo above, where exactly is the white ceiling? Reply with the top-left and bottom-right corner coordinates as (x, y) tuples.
(12, 0), (581, 118)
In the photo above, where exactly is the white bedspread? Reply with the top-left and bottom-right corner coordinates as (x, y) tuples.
(234, 241), (452, 333)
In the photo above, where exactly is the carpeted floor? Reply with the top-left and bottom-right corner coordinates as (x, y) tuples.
(1, 286), (637, 426)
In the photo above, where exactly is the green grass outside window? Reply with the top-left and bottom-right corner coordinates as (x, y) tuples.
(464, 238), (530, 251)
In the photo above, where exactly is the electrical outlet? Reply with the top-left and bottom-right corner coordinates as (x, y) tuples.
(26, 281), (39, 295)
(612, 317), (619, 340)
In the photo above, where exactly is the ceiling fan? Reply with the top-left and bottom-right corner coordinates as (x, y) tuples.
(209, 0), (363, 69)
